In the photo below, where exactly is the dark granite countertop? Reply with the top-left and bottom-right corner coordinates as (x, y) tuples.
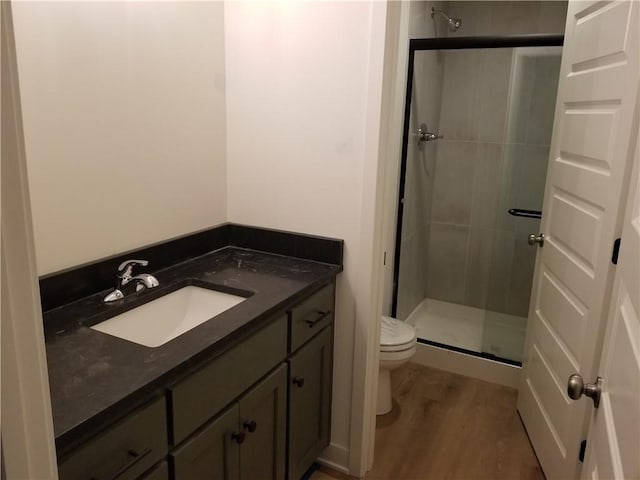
(44, 246), (341, 458)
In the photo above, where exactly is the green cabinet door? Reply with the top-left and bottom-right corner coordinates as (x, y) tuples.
(287, 327), (333, 480)
(170, 365), (289, 480)
(138, 462), (168, 480)
(170, 405), (241, 480)
(239, 365), (287, 480)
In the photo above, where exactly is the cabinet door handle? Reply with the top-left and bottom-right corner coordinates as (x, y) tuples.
(243, 420), (257, 433)
(292, 377), (305, 388)
(90, 447), (151, 480)
(305, 309), (330, 328)
(231, 431), (246, 444)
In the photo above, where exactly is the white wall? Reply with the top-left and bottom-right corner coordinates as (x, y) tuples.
(12, 2), (228, 275)
(224, 1), (387, 469)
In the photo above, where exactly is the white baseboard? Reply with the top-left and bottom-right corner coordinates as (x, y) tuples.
(412, 342), (521, 388)
(317, 443), (350, 475)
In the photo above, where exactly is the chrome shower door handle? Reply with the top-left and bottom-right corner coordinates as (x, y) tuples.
(417, 123), (443, 143)
(567, 374), (603, 408)
(528, 233), (545, 246)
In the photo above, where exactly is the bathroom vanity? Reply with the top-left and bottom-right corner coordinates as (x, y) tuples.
(42, 224), (342, 480)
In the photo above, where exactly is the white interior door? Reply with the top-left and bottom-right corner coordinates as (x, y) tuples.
(581, 123), (639, 480)
(517, 2), (639, 479)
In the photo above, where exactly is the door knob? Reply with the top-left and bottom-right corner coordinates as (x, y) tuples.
(528, 233), (545, 246)
(292, 377), (305, 388)
(567, 374), (603, 408)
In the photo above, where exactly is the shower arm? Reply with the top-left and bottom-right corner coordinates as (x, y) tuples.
(430, 8), (462, 32)
(431, 9), (450, 22)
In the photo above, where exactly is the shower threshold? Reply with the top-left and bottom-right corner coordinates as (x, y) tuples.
(406, 298), (527, 366)
(416, 338), (521, 367)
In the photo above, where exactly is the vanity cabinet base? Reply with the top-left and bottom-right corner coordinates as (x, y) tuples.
(58, 281), (336, 480)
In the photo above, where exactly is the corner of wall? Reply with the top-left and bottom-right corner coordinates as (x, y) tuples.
(318, 443), (351, 475)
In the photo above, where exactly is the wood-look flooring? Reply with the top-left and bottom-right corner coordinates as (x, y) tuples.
(312, 363), (544, 480)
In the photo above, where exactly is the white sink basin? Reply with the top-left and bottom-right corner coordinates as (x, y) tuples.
(91, 286), (247, 347)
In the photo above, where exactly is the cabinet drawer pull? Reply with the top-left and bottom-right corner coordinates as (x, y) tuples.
(231, 431), (246, 444)
(305, 309), (330, 328)
(292, 377), (305, 388)
(243, 420), (257, 433)
(90, 447), (151, 480)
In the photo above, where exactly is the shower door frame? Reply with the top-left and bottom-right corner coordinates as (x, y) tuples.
(391, 34), (564, 363)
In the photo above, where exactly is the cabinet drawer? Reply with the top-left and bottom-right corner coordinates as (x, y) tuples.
(289, 284), (334, 353)
(171, 315), (287, 445)
(58, 396), (167, 480)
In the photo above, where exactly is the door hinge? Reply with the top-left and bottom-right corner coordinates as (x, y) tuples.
(383, 251), (387, 266)
(579, 439), (587, 462)
(612, 238), (621, 264)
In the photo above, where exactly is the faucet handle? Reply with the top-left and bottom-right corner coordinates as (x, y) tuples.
(105, 260), (154, 303)
(117, 259), (149, 276)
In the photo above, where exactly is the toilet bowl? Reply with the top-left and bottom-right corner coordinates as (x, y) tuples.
(377, 315), (417, 415)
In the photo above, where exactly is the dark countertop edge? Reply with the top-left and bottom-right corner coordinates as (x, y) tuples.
(53, 268), (340, 458)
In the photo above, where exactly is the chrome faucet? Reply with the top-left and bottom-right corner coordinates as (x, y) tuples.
(103, 259), (159, 303)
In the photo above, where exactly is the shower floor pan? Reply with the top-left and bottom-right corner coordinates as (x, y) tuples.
(406, 298), (527, 364)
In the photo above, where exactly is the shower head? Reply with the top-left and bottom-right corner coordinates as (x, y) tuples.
(431, 8), (462, 32)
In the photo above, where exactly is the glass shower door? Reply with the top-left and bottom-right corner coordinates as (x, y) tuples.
(394, 41), (562, 366)
(480, 47), (563, 363)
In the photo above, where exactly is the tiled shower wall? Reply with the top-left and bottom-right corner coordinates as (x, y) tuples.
(396, 1), (567, 320)
(446, 1), (568, 38)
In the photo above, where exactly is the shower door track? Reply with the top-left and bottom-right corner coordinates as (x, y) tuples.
(391, 34), (564, 363)
(417, 338), (522, 367)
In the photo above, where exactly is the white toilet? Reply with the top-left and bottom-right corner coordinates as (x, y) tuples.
(377, 315), (417, 415)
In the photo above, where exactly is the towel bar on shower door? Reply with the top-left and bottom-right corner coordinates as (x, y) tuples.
(508, 208), (542, 219)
